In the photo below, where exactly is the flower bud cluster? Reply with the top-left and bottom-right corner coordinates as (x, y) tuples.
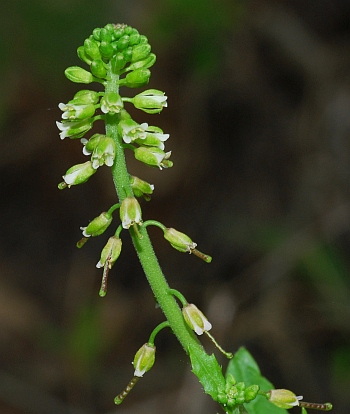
(217, 374), (260, 409)
(69, 23), (155, 84)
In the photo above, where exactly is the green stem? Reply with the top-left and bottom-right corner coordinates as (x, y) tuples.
(104, 68), (206, 359)
(148, 321), (170, 345)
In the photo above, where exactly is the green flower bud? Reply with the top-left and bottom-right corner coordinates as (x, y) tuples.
(92, 28), (101, 41)
(117, 35), (129, 50)
(120, 197), (142, 229)
(99, 27), (113, 43)
(121, 68), (151, 88)
(56, 118), (93, 139)
(100, 92), (123, 114)
(133, 343), (156, 377)
(163, 227), (196, 253)
(132, 89), (168, 114)
(113, 27), (124, 39)
(267, 389), (303, 409)
(244, 385), (259, 402)
(96, 236), (122, 269)
(139, 35), (148, 44)
(130, 175), (154, 200)
(99, 41), (114, 59)
(71, 89), (100, 105)
(90, 59), (107, 79)
(65, 66), (93, 84)
(80, 211), (113, 237)
(126, 53), (156, 72)
(111, 52), (126, 73)
(61, 161), (96, 187)
(129, 33), (141, 46)
(123, 47), (133, 63)
(131, 43), (151, 62)
(77, 46), (92, 65)
(134, 146), (172, 170)
(182, 303), (212, 335)
(226, 374), (236, 387)
(105, 23), (116, 34)
(124, 26), (134, 35)
(84, 37), (101, 60)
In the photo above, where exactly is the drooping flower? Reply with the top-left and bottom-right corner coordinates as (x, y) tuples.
(56, 118), (93, 140)
(134, 146), (172, 170)
(80, 211), (113, 238)
(96, 236), (122, 269)
(163, 227), (197, 253)
(182, 303), (212, 335)
(133, 343), (156, 377)
(267, 389), (303, 409)
(120, 197), (142, 229)
(61, 161), (97, 187)
(130, 176), (154, 200)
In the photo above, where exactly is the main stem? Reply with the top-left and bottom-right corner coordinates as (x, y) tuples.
(105, 71), (205, 358)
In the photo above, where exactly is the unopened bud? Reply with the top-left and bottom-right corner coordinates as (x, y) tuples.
(133, 343), (156, 377)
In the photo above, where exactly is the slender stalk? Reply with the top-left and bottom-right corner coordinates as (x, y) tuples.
(104, 69), (206, 357)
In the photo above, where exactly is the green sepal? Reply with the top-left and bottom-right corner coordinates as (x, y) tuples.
(114, 27), (124, 39)
(99, 41), (114, 59)
(65, 66), (93, 84)
(226, 347), (288, 414)
(111, 53), (126, 73)
(90, 60), (107, 79)
(139, 35), (148, 44)
(92, 28), (101, 41)
(125, 53), (156, 72)
(100, 27), (113, 43)
(188, 345), (226, 401)
(117, 35), (130, 50)
(124, 26), (134, 35)
(131, 43), (151, 63)
(77, 46), (92, 65)
(129, 33), (141, 46)
(120, 68), (151, 88)
(71, 89), (100, 105)
(123, 47), (133, 63)
(232, 405), (249, 414)
(84, 37), (101, 61)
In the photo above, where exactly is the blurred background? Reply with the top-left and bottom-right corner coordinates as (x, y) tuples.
(1, 0), (350, 413)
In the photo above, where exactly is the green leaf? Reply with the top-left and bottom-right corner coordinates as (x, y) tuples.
(226, 347), (288, 414)
(188, 345), (226, 400)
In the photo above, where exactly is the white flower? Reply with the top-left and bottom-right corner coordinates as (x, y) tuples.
(133, 343), (156, 377)
(56, 119), (93, 139)
(119, 119), (148, 143)
(58, 103), (95, 120)
(268, 390), (303, 409)
(133, 89), (168, 114)
(182, 304), (212, 335)
(134, 146), (172, 170)
(62, 161), (96, 187)
(120, 197), (142, 229)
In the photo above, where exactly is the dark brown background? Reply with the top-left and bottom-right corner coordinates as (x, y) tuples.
(1, 1), (350, 413)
